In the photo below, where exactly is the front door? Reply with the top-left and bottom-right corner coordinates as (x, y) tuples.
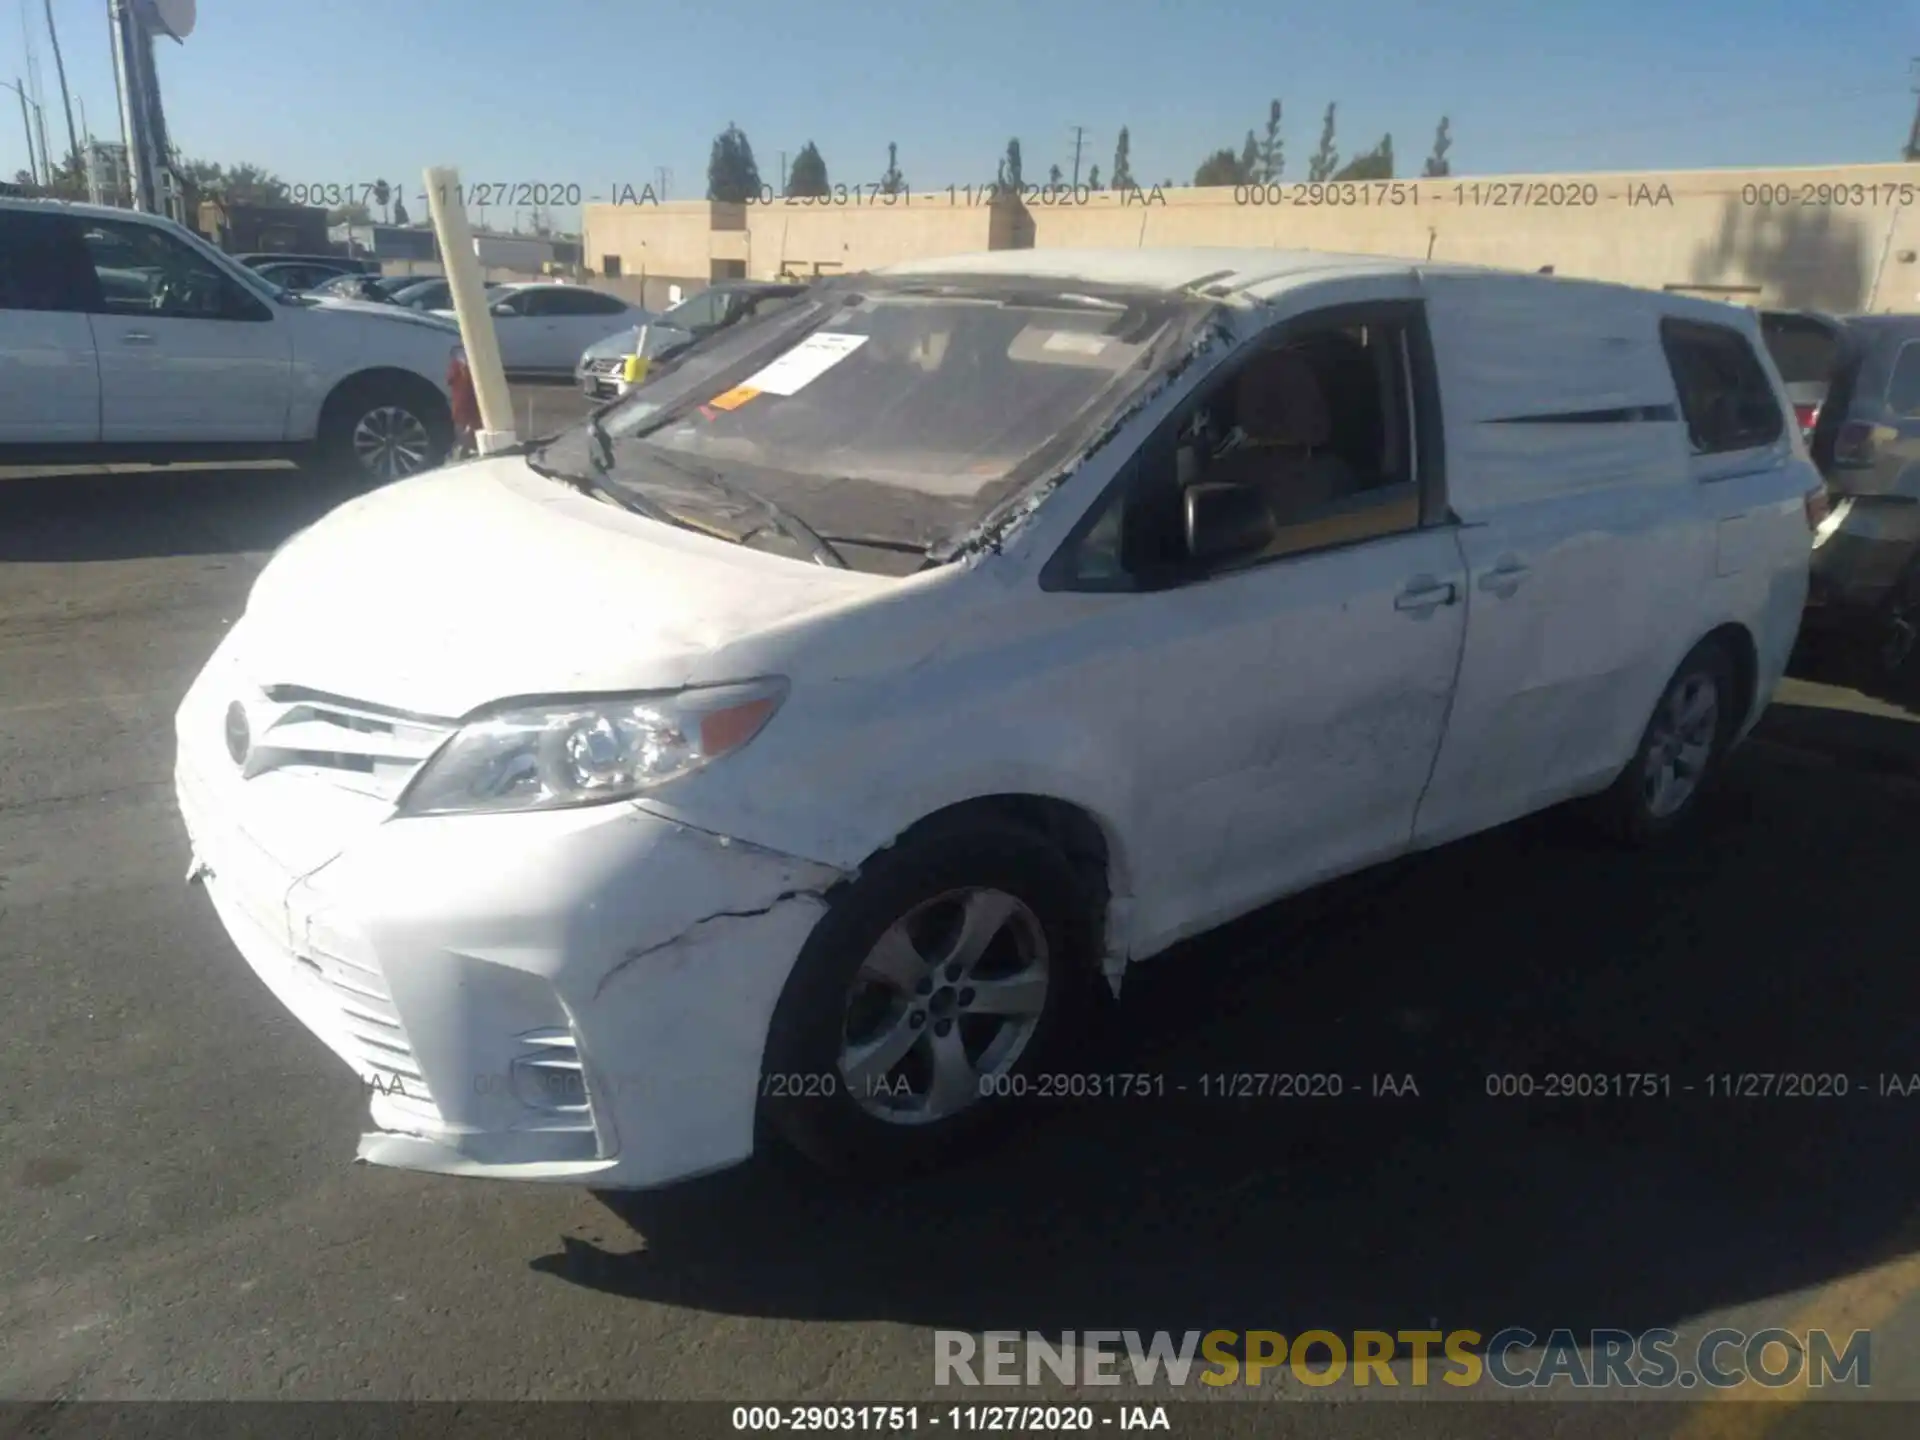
(1044, 299), (1467, 954)
(78, 216), (294, 443)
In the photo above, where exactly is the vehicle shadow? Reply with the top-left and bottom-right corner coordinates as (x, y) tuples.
(533, 714), (1920, 1345)
(0, 464), (368, 564)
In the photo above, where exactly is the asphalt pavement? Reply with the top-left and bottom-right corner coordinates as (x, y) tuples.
(4, 398), (1920, 1434)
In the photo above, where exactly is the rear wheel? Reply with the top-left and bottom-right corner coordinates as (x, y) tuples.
(760, 820), (1106, 1181)
(314, 375), (452, 486)
(1587, 638), (1737, 845)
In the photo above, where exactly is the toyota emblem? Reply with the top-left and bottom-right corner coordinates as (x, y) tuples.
(224, 701), (251, 766)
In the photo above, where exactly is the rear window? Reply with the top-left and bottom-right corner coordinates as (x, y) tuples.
(1886, 342), (1920, 418)
(1660, 319), (1784, 455)
(1759, 313), (1840, 387)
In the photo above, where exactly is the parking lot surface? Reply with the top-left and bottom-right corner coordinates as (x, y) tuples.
(4, 400), (1920, 1433)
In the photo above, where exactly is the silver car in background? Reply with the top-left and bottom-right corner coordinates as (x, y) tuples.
(575, 280), (807, 397)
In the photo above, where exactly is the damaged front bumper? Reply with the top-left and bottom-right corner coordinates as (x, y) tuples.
(180, 772), (845, 1189)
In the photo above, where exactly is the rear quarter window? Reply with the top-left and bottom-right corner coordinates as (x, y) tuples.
(1659, 318), (1784, 455)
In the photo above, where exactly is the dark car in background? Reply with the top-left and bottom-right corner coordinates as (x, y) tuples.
(574, 279), (807, 398)
(1762, 309), (1920, 673)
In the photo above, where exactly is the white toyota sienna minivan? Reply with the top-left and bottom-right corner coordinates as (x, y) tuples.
(175, 248), (1819, 1189)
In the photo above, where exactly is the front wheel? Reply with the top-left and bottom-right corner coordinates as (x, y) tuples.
(1587, 639), (1737, 845)
(315, 376), (453, 486)
(759, 820), (1106, 1181)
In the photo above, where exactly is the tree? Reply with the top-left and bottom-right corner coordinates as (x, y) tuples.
(786, 140), (829, 197)
(1308, 103), (1339, 182)
(1087, 163), (1102, 191)
(12, 145), (86, 200)
(329, 201), (372, 226)
(1048, 163), (1063, 186)
(1257, 98), (1284, 182)
(996, 138), (1023, 190)
(1333, 133), (1393, 182)
(1423, 116), (1453, 177)
(1193, 148), (1245, 187)
(706, 122), (763, 202)
(178, 159), (290, 207)
(879, 141), (906, 195)
(1111, 126), (1134, 191)
(1237, 130), (1260, 183)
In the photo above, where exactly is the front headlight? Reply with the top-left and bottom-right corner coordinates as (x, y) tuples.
(397, 678), (789, 817)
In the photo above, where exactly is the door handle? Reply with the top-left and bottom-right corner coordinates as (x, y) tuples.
(1478, 558), (1531, 598)
(1395, 577), (1459, 614)
(120, 331), (156, 345)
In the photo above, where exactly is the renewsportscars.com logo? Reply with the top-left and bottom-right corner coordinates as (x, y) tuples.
(934, 1328), (1872, 1390)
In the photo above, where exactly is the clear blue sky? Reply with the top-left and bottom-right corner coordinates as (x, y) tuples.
(7, 0), (1917, 229)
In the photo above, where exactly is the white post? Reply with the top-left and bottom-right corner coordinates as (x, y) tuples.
(423, 166), (516, 453)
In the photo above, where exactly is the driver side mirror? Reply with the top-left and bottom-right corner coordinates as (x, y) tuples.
(1184, 482), (1276, 565)
(490, 300), (516, 317)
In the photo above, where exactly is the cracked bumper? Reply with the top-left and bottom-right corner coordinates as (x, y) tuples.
(183, 783), (843, 1189)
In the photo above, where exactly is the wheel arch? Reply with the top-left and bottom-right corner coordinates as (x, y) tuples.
(316, 366), (453, 433)
(849, 792), (1131, 981)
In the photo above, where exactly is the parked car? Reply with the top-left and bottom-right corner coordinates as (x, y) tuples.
(309, 272), (417, 304)
(253, 259), (362, 294)
(0, 198), (474, 482)
(232, 251), (375, 274)
(575, 280), (805, 398)
(175, 248), (1817, 1192)
(431, 280), (637, 375)
(1761, 309), (1920, 673)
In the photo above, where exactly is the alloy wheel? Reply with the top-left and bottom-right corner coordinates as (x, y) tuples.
(838, 887), (1050, 1125)
(1641, 670), (1719, 819)
(351, 405), (434, 481)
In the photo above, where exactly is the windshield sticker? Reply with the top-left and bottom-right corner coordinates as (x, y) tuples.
(708, 385), (761, 411)
(740, 332), (869, 396)
(1043, 330), (1111, 356)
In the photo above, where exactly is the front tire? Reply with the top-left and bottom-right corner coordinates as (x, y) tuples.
(314, 375), (452, 486)
(1588, 638), (1737, 845)
(760, 820), (1105, 1181)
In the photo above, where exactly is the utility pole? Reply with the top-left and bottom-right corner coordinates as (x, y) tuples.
(109, 0), (151, 211)
(654, 165), (671, 200)
(1067, 125), (1086, 187)
(43, 0), (80, 169)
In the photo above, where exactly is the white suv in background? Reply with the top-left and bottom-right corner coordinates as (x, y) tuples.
(0, 198), (475, 483)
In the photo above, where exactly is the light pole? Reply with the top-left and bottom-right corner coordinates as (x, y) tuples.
(1, 79), (43, 187)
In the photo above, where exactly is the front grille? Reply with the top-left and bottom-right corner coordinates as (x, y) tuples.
(242, 691), (454, 803)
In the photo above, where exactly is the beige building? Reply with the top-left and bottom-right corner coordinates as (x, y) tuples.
(584, 162), (1920, 314)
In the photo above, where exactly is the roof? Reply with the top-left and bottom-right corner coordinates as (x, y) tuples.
(0, 194), (187, 225)
(875, 247), (1435, 295)
(874, 247), (1770, 325)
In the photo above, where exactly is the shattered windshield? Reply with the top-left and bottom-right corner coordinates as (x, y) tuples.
(540, 276), (1207, 572)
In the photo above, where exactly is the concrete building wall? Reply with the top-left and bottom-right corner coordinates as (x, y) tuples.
(1027, 164), (1920, 313)
(581, 163), (1920, 313)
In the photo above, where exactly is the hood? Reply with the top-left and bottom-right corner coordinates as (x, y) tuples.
(240, 456), (890, 718)
(583, 326), (641, 360)
(307, 295), (460, 336)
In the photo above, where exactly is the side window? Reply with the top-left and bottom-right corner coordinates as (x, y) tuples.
(1056, 307), (1425, 591)
(582, 290), (628, 315)
(671, 289), (725, 332)
(0, 210), (98, 311)
(1659, 319), (1784, 455)
(1886, 342), (1920, 418)
(494, 290), (531, 316)
(80, 219), (269, 321)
